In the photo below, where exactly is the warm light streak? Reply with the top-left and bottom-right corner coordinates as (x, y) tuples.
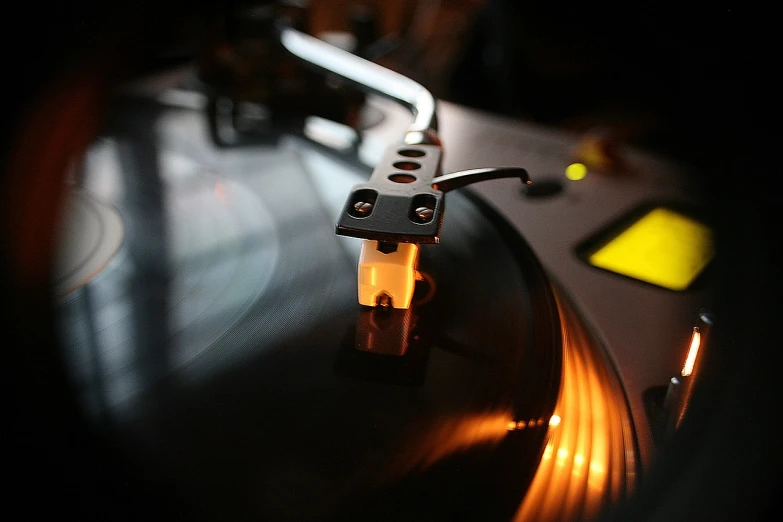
(589, 462), (604, 474)
(513, 295), (635, 522)
(681, 327), (701, 377)
(508, 418), (549, 431)
(375, 412), (514, 484)
(543, 443), (554, 460)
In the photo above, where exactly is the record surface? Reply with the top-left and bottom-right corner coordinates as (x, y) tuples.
(56, 88), (562, 521)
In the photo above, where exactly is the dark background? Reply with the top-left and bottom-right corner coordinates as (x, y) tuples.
(1, 1), (779, 520)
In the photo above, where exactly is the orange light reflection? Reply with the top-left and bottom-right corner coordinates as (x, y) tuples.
(514, 294), (635, 521)
(376, 412), (515, 484)
(681, 327), (701, 377)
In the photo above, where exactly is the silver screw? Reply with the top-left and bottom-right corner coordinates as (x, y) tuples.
(353, 201), (373, 216)
(414, 206), (434, 222)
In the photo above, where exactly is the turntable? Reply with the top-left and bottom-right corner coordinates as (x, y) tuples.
(1, 2), (777, 522)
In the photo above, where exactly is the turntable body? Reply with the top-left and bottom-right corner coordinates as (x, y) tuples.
(51, 64), (706, 520)
(0, 1), (763, 519)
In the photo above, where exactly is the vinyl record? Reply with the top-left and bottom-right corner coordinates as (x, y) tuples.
(54, 83), (578, 521)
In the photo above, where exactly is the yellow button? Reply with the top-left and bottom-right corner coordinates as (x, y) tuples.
(587, 208), (714, 290)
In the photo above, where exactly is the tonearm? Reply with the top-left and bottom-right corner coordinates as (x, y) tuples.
(279, 25), (530, 310)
